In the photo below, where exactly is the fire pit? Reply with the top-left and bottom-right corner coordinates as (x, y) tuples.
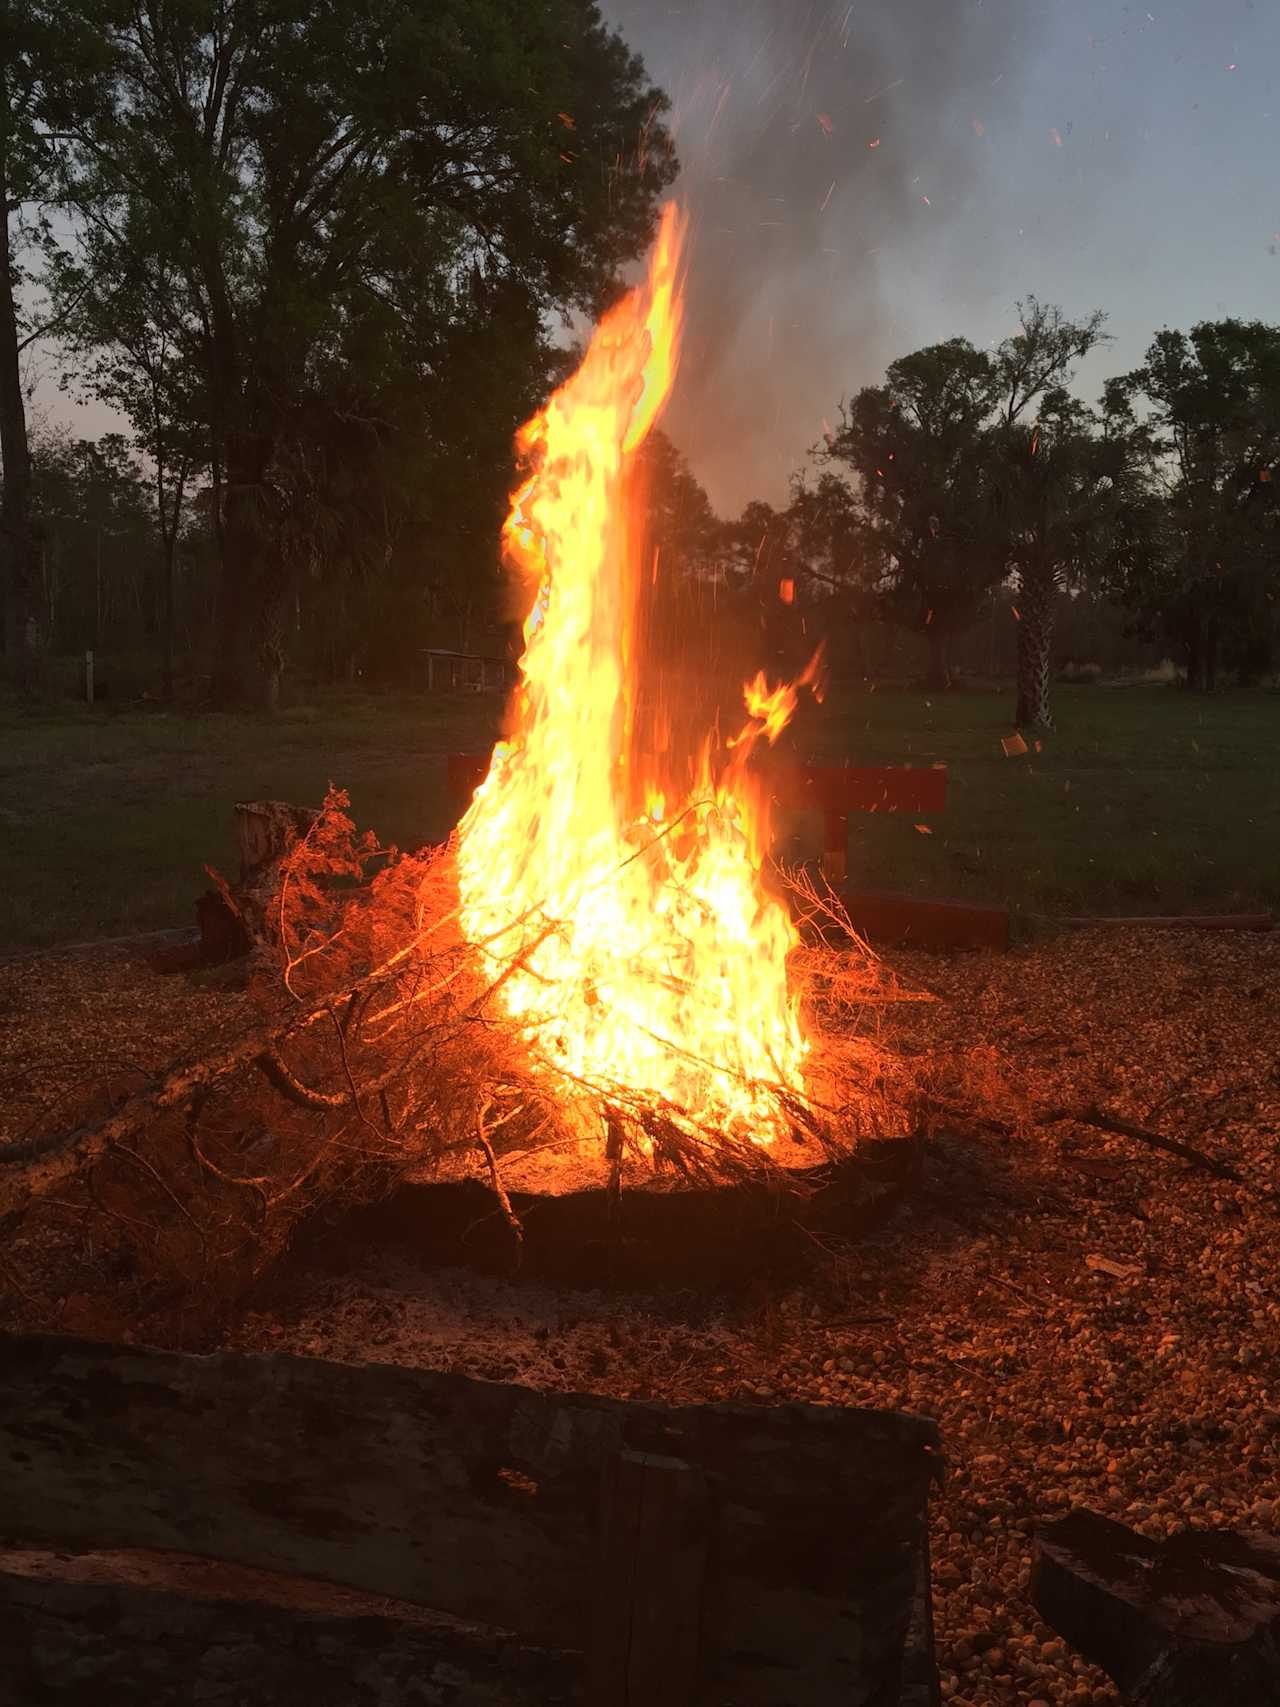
(0, 205), (940, 1705)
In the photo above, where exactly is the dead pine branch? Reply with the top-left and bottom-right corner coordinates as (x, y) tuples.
(1039, 1104), (1252, 1190)
(476, 1100), (524, 1250)
(0, 785), (900, 1326)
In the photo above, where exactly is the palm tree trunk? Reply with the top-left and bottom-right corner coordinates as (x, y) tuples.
(1015, 570), (1057, 728)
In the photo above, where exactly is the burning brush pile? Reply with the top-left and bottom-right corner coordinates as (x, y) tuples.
(0, 206), (904, 1317)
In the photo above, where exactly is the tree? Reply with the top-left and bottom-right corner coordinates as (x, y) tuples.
(989, 299), (1110, 727)
(56, 248), (207, 697)
(1116, 320), (1280, 689)
(28, 428), (158, 654)
(823, 338), (1005, 689)
(1, 1), (107, 694)
(57, 0), (677, 708)
(774, 472), (870, 675)
(633, 427), (720, 585)
(991, 384), (1155, 727)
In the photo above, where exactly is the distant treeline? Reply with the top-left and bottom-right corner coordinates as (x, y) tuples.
(3, 3), (1276, 728)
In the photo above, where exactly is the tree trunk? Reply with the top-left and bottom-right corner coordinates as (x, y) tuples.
(0, 159), (44, 698)
(216, 435), (286, 710)
(1184, 611), (1219, 691)
(925, 627), (950, 691)
(1184, 620), (1204, 691)
(161, 531), (177, 700)
(158, 459), (189, 703)
(1015, 570), (1057, 728)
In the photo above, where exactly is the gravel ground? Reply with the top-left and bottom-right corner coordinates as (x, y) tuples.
(5, 924), (1279, 1705)
(223, 925), (1280, 1707)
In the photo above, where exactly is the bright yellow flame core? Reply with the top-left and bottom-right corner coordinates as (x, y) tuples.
(455, 206), (808, 1139)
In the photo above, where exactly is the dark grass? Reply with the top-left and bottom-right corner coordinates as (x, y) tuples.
(0, 682), (1276, 951)
(0, 692), (502, 952)
(802, 682), (1280, 922)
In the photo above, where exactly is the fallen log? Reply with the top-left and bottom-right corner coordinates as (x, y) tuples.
(0, 1332), (941, 1705)
(1032, 1508), (1280, 1707)
(1057, 912), (1274, 932)
(335, 1135), (922, 1290)
(842, 889), (1010, 952)
(0, 1547), (576, 1707)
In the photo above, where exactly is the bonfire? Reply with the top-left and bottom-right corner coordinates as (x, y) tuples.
(0, 205), (898, 1321)
(454, 204), (816, 1153)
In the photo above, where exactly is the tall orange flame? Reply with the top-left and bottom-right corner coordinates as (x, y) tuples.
(455, 205), (808, 1141)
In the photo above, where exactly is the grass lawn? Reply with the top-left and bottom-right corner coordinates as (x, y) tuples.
(1, 682), (1276, 950)
(807, 683), (1279, 922)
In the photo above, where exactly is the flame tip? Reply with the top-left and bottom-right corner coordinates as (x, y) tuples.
(456, 198), (807, 1144)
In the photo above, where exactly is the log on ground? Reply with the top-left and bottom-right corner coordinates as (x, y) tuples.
(331, 1135), (922, 1290)
(1032, 1508), (1280, 1707)
(0, 1331), (940, 1705)
(0, 1546), (576, 1707)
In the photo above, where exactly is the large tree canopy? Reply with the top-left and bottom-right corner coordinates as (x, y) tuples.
(54, 0), (676, 705)
(816, 302), (1144, 724)
(1116, 320), (1280, 689)
(822, 336), (1006, 690)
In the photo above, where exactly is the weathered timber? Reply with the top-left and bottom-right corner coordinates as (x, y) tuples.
(900, 1515), (942, 1707)
(0, 1547), (576, 1707)
(1058, 912), (1274, 932)
(586, 1451), (709, 1707)
(0, 1332), (940, 1705)
(197, 798), (321, 964)
(235, 799), (321, 882)
(334, 1136), (921, 1290)
(1033, 1509), (1280, 1707)
(841, 889), (1010, 952)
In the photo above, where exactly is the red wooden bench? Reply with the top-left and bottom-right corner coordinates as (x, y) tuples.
(765, 760), (948, 887)
(446, 754), (945, 880)
(445, 753), (1007, 949)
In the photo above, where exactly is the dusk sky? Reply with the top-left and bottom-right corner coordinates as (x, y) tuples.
(601, 0), (1280, 513)
(33, 0), (1278, 518)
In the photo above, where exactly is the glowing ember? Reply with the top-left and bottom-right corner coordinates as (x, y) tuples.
(455, 204), (809, 1142)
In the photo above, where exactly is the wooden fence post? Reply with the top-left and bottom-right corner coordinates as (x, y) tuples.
(587, 1450), (710, 1707)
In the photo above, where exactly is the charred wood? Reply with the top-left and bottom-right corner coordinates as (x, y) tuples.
(0, 1332), (941, 1705)
(1033, 1509), (1280, 1707)
(0, 1548), (575, 1707)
